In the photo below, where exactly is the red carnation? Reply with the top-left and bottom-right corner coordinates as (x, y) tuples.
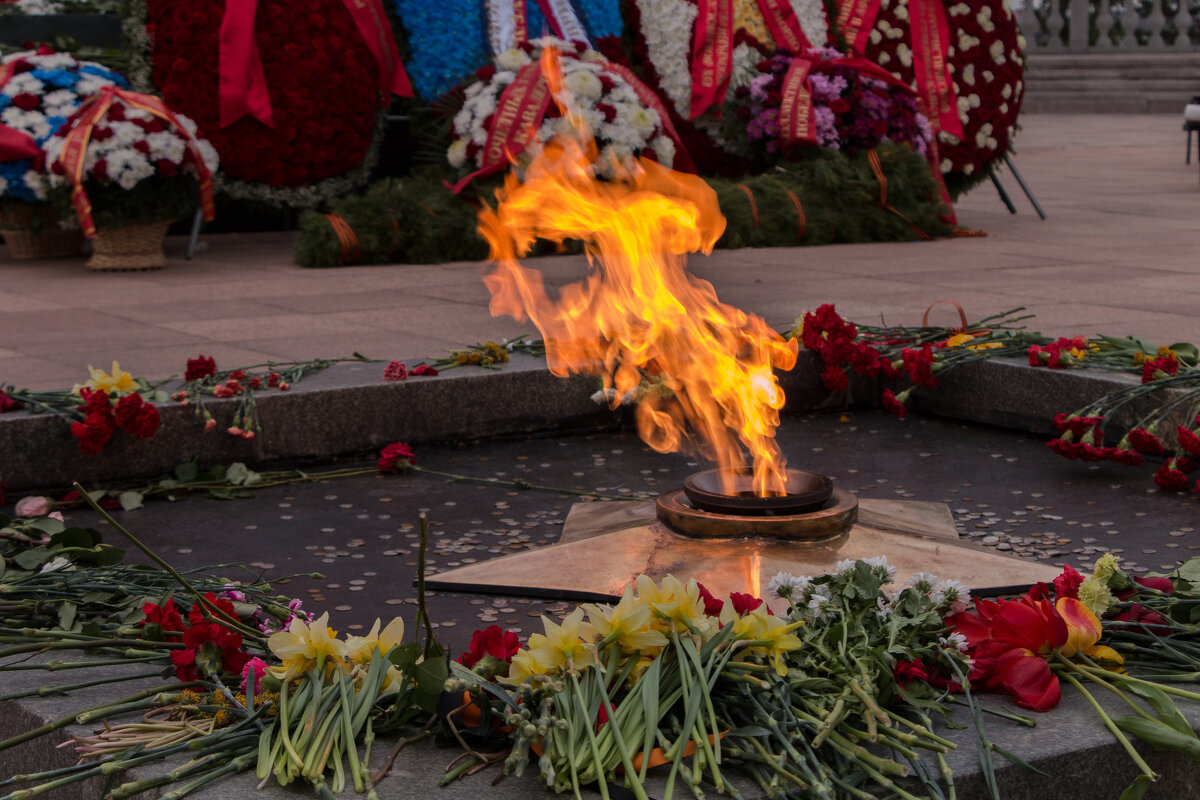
(901, 345), (937, 389)
(185, 355), (217, 382)
(475, 64), (496, 82)
(1052, 565), (1084, 599)
(0, 390), (21, 413)
(1155, 461), (1190, 492)
(12, 93), (40, 111)
(820, 365), (849, 392)
(1046, 437), (1082, 461)
(1177, 425), (1200, 457)
(411, 364), (439, 376)
(1129, 427), (1165, 454)
(378, 441), (416, 473)
(1142, 354), (1179, 383)
(893, 658), (929, 687)
(881, 388), (908, 419)
(456, 624), (520, 669)
(170, 622), (251, 681)
(1107, 447), (1145, 467)
(140, 599), (186, 637)
(187, 592), (239, 627)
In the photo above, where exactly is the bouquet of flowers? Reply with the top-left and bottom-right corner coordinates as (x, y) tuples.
(448, 38), (678, 181)
(0, 48), (126, 220)
(861, 0), (1026, 197)
(727, 47), (933, 167)
(41, 87), (218, 232)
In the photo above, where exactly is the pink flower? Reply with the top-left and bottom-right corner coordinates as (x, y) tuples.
(241, 657), (269, 694)
(14, 496), (51, 518)
(378, 441), (417, 473)
(383, 361), (408, 381)
(410, 364), (438, 377)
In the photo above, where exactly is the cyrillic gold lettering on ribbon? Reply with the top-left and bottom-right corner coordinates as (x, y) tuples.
(754, 0), (811, 54)
(56, 88), (216, 238)
(778, 59), (816, 144)
(689, 0), (734, 120)
(836, 0), (882, 55)
(908, 0), (962, 140)
(449, 62), (551, 193)
(219, 0), (412, 130)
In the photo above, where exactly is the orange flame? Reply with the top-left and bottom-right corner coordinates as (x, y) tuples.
(478, 47), (798, 496)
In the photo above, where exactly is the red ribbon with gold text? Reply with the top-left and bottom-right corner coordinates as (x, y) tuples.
(219, 0), (413, 130)
(754, 0), (811, 54)
(689, 0), (734, 120)
(0, 63), (42, 161)
(54, 87), (215, 238)
(600, 61), (696, 173)
(778, 58), (816, 145)
(836, 0), (882, 55)
(448, 61), (552, 194)
(908, 0), (963, 140)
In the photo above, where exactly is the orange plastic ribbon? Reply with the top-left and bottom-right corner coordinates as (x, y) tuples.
(55, 87), (215, 239)
(218, 0), (413, 130)
(448, 61), (552, 194)
(786, 188), (806, 241)
(735, 183), (759, 228)
(867, 148), (932, 241)
(0, 62), (41, 161)
(689, 0), (734, 119)
(323, 213), (361, 264)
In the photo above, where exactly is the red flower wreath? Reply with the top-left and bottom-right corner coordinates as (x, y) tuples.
(143, 0), (381, 190)
(860, 0), (1025, 198)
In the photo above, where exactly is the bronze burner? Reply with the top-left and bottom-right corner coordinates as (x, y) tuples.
(658, 468), (858, 541)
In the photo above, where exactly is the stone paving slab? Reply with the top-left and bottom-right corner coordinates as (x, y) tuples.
(1, 113), (1198, 395)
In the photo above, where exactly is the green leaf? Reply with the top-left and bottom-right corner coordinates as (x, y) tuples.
(0, 558), (6, 581)
(1125, 681), (1194, 735)
(412, 643), (449, 714)
(1173, 559), (1200, 585)
(1114, 716), (1200, 761)
(49, 528), (100, 549)
(175, 461), (198, 482)
(58, 602), (77, 630)
(389, 642), (423, 672)
(225, 463), (250, 485)
(13, 548), (49, 570)
(1119, 773), (1153, 800)
(207, 489), (235, 500)
(27, 517), (66, 534)
(1168, 342), (1199, 366)
(80, 621), (102, 638)
(118, 492), (144, 511)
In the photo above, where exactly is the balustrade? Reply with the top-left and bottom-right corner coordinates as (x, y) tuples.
(1012, 0), (1200, 51)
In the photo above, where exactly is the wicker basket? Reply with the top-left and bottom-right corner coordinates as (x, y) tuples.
(0, 205), (85, 260)
(86, 219), (175, 271)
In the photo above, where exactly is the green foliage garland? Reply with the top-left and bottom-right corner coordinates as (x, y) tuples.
(294, 144), (949, 268)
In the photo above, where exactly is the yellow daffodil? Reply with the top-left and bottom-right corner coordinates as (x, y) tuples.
(502, 643), (555, 686)
(343, 617), (405, 666)
(584, 586), (668, 656)
(75, 360), (137, 396)
(635, 574), (715, 638)
(721, 606), (803, 676)
(526, 608), (596, 674)
(267, 612), (346, 680)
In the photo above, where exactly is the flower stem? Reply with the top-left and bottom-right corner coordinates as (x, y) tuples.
(1058, 669), (1158, 781)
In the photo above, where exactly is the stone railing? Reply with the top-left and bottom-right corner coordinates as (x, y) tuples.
(1014, 0), (1200, 51)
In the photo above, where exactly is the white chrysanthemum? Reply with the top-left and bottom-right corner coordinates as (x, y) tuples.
(21, 172), (47, 200)
(495, 48), (532, 72)
(874, 595), (892, 619)
(790, 0), (829, 45)
(652, 135), (675, 166)
(563, 69), (603, 102)
(834, 559), (858, 575)
(635, 0), (697, 116)
(894, 2), (908, 21)
(897, 43), (913, 68)
(936, 579), (971, 614)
